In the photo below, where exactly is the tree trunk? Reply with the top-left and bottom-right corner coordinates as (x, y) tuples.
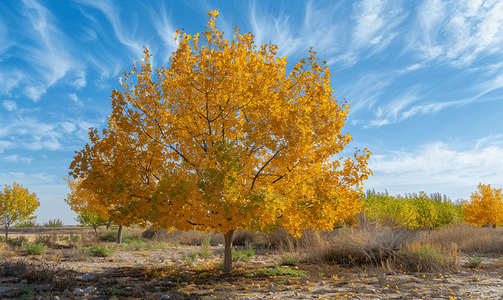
(4, 225), (8, 241)
(117, 224), (123, 244)
(93, 226), (98, 235)
(223, 230), (234, 274)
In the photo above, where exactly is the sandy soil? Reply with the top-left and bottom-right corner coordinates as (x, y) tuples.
(2, 228), (503, 299)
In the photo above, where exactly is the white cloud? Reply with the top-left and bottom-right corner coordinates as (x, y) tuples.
(60, 122), (77, 134)
(76, 0), (146, 61)
(366, 138), (503, 199)
(2, 154), (33, 163)
(3, 154), (18, 162)
(2, 100), (17, 112)
(0, 71), (23, 96)
(19, 0), (76, 96)
(409, 0), (503, 66)
(73, 70), (87, 89)
(24, 85), (47, 102)
(351, 0), (407, 52)
(0, 172), (58, 185)
(248, 2), (302, 58)
(68, 93), (83, 105)
(149, 2), (177, 63)
(329, 51), (359, 68)
(0, 140), (14, 153)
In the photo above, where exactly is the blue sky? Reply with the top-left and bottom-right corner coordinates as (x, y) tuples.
(1, 0), (502, 225)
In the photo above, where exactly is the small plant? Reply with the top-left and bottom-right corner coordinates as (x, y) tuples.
(182, 253), (187, 260)
(259, 263), (308, 277)
(318, 272), (324, 279)
(199, 237), (213, 258)
(23, 242), (48, 255)
(187, 258), (194, 267)
(174, 242), (180, 248)
(244, 272), (254, 278)
(88, 245), (114, 257)
(232, 246), (255, 261)
(43, 218), (64, 227)
(468, 255), (483, 268)
(190, 251), (198, 260)
(20, 286), (44, 300)
(69, 235), (80, 244)
(15, 220), (38, 227)
(282, 253), (299, 265)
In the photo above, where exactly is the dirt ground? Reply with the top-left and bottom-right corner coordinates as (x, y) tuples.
(2, 227), (503, 299)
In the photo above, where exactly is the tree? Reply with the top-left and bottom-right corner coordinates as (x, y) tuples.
(75, 209), (112, 235)
(464, 183), (503, 227)
(70, 11), (371, 273)
(0, 182), (40, 240)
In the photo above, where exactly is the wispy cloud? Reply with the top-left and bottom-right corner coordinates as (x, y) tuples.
(73, 70), (87, 89)
(367, 138), (503, 198)
(149, 2), (177, 63)
(248, 2), (302, 58)
(2, 100), (17, 112)
(337, 71), (395, 114)
(19, 0), (76, 99)
(76, 0), (147, 61)
(2, 154), (33, 163)
(24, 84), (46, 102)
(0, 140), (14, 153)
(0, 71), (23, 96)
(409, 0), (503, 66)
(68, 93), (83, 106)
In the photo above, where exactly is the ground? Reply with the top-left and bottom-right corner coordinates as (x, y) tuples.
(1, 227), (503, 299)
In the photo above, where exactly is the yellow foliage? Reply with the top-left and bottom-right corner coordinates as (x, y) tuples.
(464, 183), (503, 226)
(0, 182), (39, 238)
(69, 11), (371, 240)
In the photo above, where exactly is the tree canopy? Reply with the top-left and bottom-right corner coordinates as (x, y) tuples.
(0, 182), (39, 239)
(69, 11), (371, 272)
(464, 183), (503, 227)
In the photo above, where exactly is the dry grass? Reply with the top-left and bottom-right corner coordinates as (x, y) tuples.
(154, 229), (225, 246)
(422, 223), (503, 254)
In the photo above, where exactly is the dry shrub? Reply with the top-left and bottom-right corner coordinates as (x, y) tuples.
(423, 224), (503, 254)
(233, 230), (268, 248)
(319, 223), (418, 267)
(35, 234), (57, 245)
(155, 229), (225, 246)
(61, 248), (90, 261)
(397, 241), (459, 272)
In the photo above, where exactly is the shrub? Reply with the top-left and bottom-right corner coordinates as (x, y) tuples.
(14, 220), (38, 227)
(43, 218), (64, 227)
(88, 245), (114, 257)
(23, 242), (48, 255)
(397, 241), (459, 272)
(232, 246), (255, 261)
(468, 255), (483, 268)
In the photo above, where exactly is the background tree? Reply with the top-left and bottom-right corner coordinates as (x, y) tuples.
(70, 11), (371, 273)
(75, 209), (112, 235)
(0, 182), (40, 240)
(464, 183), (503, 227)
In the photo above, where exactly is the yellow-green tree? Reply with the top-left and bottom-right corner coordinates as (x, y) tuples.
(0, 182), (40, 240)
(70, 11), (371, 273)
(464, 183), (503, 227)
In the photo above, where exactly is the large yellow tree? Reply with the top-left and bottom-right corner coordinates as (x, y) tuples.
(0, 182), (40, 240)
(70, 11), (371, 273)
(464, 183), (503, 227)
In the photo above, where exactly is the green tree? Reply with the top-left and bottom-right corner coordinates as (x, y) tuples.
(75, 209), (112, 235)
(0, 182), (40, 240)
